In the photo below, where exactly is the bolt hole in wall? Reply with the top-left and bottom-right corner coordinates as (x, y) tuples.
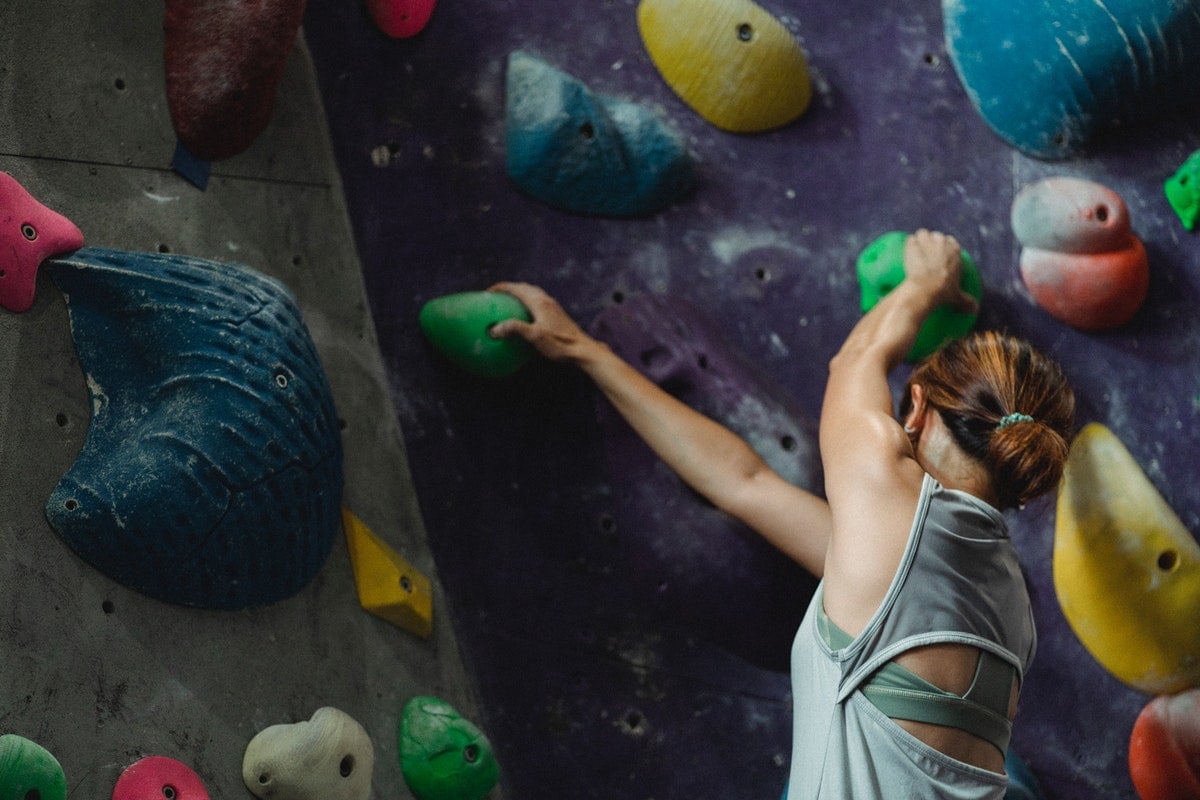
(161, 784), (175, 800)
(21, 223), (36, 241)
(737, 22), (753, 41)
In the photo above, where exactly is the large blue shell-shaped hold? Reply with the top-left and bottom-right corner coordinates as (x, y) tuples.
(505, 50), (696, 217)
(943, 0), (1200, 159)
(45, 247), (344, 610)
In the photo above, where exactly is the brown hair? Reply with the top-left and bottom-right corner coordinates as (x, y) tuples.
(900, 331), (1075, 509)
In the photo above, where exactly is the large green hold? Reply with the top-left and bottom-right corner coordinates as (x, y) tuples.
(1165, 149), (1200, 232)
(0, 734), (67, 800)
(856, 231), (982, 362)
(418, 291), (534, 377)
(399, 696), (499, 800)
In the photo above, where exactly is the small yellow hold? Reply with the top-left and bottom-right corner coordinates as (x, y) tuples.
(1054, 423), (1200, 694)
(342, 509), (433, 639)
(637, 0), (812, 133)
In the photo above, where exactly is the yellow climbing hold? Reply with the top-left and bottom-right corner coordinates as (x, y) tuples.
(343, 509), (433, 639)
(1054, 423), (1200, 694)
(636, 0), (812, 133)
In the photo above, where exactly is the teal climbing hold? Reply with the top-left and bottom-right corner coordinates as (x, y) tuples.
(419, 291), (534, 377)
(1166, 149), (1200, 232)
(505, 50), (696, 217)
(943, 0), (1200, 159)
(399, 696), (499, 800)
(856, 231), (981, 362)
(0, 734), (66, 800)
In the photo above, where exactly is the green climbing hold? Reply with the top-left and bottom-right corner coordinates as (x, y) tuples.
(856, 231), (982, 362)
(0, 734), (67, 800)
(418, 291), (534, 378)
(1165, 149), (1200, 232)
(399, 696), (499, 800)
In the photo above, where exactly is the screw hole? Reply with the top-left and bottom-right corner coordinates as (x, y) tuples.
(275, 373), (289, 389)
(1095, 205), (1109, 223)
(339, 755), (354, 778)
(611, 290), (625, 304)
(579, 121), (595, 140)
(157, 243), (171, 253)
(21, 223), (37, 241)
(781, 435), (797, 452)
(102, 600), (115, 614)
(1158, 549), (1180, 572)
(64, 499), (79, 512)
(115, 78), (126, 91)
(56, 412), (68, 427)
(462, 745), (480, 764)
(399, 575), (413, 593)
(161, 785), (176, 800)
(598, 513), (616, 534)
(923, 52), (939, 66)
(736, 22), (753, 41)
(258, 773), (271, 785)
(25, 790), (40, 800)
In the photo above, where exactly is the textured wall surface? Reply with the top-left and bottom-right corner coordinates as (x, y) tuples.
(301, 0), (1200, 798)
(0, 2), (482, 799)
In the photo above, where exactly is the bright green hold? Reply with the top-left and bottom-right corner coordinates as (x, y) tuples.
(0, 734), (67, 800)
(856, 231), (983, 362)
(418, 291), (534, 378)
(1165, 149), (1200, 232)
(399, 696), (499, 800)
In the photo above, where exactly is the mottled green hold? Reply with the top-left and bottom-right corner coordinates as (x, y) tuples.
(0, 734), (67, 800)
(856, 231), (982, 362)
(399, 696), (499, 800)
(418, 292), (534, 378)
(1165, 149), (1200, 232)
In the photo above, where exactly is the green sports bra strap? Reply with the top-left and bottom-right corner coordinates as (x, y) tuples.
(817, 607), (1015, 753)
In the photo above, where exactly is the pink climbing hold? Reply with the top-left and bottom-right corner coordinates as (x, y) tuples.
(0, 172), (84, 313)
(164, 0), (307, 161)
(366, 0), (437, 38)
(112, 756), (210, 800)
(1011, 176), (1148, 330)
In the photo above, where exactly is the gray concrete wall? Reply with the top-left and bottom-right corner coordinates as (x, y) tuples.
(0, 3), (486, 798)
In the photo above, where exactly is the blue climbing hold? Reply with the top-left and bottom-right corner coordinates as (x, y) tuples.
(943, 0), (1200, 159)
(45, 247), (343, 609)
(505, 50), (696, 217)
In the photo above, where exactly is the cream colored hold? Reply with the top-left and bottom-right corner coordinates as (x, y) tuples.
(243, 707), (375, 800)
(1054, 423), (1200, 694)
(637, 0), (812, 132)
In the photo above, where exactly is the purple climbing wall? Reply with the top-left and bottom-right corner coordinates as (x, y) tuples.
(301, 0), (1200, 797)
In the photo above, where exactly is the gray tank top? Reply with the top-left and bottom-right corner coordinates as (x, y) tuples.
(785, 473), (1036, 799)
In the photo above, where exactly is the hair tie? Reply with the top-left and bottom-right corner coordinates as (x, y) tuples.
(997, 412), (1034, 430)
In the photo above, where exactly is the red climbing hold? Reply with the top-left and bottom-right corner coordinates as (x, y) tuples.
(164, 0), (307, 161)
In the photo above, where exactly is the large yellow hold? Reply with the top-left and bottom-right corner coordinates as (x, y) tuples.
(1054, 423), (1200, 694)
(637, 0), (812, 133)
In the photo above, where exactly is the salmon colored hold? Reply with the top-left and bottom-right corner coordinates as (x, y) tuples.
(1011, 176), (1148, 330)
(0, 172), (84, 313)
(1129, 691), (1200, 800)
